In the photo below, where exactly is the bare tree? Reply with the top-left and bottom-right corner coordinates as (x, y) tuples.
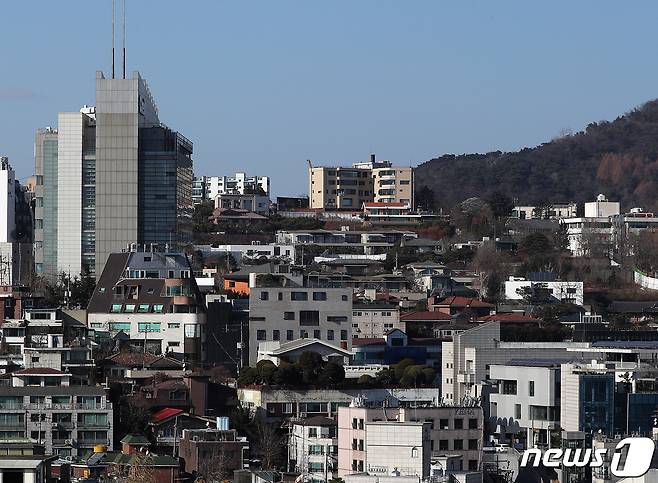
(201, 449), (233, 482)
(255, 418), (283, 470)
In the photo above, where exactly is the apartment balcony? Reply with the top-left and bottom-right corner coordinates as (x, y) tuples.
(457, 371), (476, 384)
(0, 422), (25, 429)
(76, 422), (110, 429)
(22, 403), (113, 411)
(78, 438), (110, 446)
(52, 421), (75, 430)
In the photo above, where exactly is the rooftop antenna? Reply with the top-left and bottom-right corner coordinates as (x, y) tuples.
(111, 0), (115, 78)
(122, 0), (126, 79)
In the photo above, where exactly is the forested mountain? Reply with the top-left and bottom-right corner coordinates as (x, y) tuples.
(415, 100), (658, 212)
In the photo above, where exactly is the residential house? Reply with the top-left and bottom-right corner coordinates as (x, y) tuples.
(87, 250), (206, 362)
(289, 416), (338, 481)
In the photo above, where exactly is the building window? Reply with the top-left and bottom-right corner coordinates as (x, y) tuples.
(327, 330), (334, 341)
(260, 291), (269, 301)
(468, 439), (478, 450)
(352, 438), (357, 450)
(300, 330), (308, 339)
(168, 323), (180, 329)
(313, 292), (327, 301)
(359, 419), (364, 430)
(110, 304), (122, 313)
(327, 316), (348, 322)
(284, 312), (295, 320)
(286, 330), (294, 341)
(515, 404), (521, 419)
(469, 460), (478, 471)
(439, 440), (449, 451)
(502, 380), (517, 395)
(257, 330), (266, 341)
(341, 295), (348, 301)
(273, 330), (280, 341)
(529, 380), (535, 397)
(138, 322), (161, 333)
(352, 418), (358, 429)
(314, 330), (321, 339)
(300, 311), (320, 326)
(439, 418), (449, 430)
(468, 418), (478, 429)
(291, 292), (308, 301)
(454, 418), (463, 429)
(340, 330), (348, 340)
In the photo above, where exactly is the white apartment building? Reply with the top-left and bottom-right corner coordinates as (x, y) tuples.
(289, 416), (338, 482)
(351, 303), (402, 338)
(511, 202), (577, 220)
(0, 157), (15, 243)
(504, 277), (584, 306)
(193, 173), (270, 203)
(248, 273), (353, 365)
(489, 360), (563, 449)
(561, 194), (620, 257)
(441, 322), (590, 404)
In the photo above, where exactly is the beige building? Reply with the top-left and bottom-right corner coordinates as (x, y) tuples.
(338, 404), (483, 476)
(309, 155), (414, 210)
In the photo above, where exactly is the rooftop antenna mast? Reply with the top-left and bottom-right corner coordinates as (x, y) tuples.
(122, 0), (126, 79)
(111, 0), (115, 78)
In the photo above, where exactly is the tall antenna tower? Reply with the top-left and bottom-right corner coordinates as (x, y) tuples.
(111, 0), (115, 78)
(122, 0), (126, 79)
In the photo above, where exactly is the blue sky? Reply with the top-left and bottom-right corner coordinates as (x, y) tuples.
(2, 1), (658, 195)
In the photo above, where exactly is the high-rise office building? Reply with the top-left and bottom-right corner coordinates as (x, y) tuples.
(94, 70), (193, 276)
(34, 71), (193, 279)
(0, 157), (16, 243)
(35, 127), (59, 277)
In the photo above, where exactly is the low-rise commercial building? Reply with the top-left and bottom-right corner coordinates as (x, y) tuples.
(338, 403), (483, 477)
(489, 359), (564, 449)
(248, 273), (353, 365)
(238, 387), (440, 422)
(441, 322), (590, 404)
